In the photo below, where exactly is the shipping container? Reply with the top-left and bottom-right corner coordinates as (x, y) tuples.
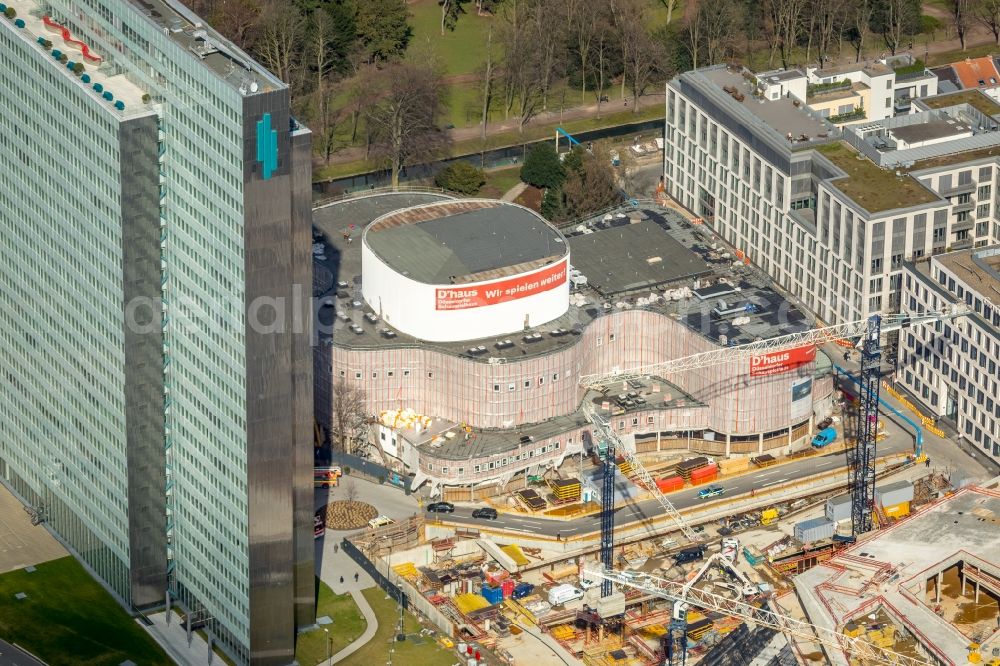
(875, 480), (913, 507)
(794, 517), (835, 543)
(501, 579), (515, 599)
(883, 501), (910, 518)
(656, 475), (685, 492)
(826, 494), (852, 522)
(481, 584), (503, 605)
(690, 467), (718, 486)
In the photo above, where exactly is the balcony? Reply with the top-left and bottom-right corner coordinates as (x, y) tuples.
(828, 108), (866, 124)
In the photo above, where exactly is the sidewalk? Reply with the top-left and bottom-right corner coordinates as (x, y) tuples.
(324, 589), (378, 665)
(141, 611), (213, 666)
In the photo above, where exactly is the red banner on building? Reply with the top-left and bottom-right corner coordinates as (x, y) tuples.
(749, 345), (816, 377)
(435, 259), (567, 311)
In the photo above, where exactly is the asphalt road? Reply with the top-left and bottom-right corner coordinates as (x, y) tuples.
(424, 440), (912, 538)
(0, 641), (44, 666)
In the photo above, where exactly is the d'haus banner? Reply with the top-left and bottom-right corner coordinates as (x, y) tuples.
(749, 346), (816, 377)
(435, 259), (567, 311)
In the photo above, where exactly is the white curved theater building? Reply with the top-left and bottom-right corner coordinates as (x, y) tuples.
(313, 194), (835, 495)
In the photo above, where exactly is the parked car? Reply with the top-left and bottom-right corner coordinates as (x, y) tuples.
(811, 427), (838, 448)
(426, 501), (455, 513)
(472, 507), (498, 520)
(674, 546), (706, 564)
(697, 485), (725, 499)
(692, 525), (706, 533)
(368, 515), (394, 529)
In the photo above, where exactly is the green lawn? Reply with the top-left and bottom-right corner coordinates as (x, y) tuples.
(296, 581), (368, 666)
(340, 588), (456, 666)
(407, 0), (493, 77)
(0, 557), (171, 666)
(815, 142), (939, 213)
(480, 165), (523, 198)
(927, 43), (1000, 67)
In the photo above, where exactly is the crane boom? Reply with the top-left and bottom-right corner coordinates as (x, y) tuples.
(585, 567), (930, 666)
(583, 401), (698, 544)
(579, 306), (967, 389)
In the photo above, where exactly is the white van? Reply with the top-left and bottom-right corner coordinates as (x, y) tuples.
(548, 584), (584, 606)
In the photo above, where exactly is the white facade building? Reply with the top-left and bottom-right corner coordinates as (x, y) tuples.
(899, 247), (1000, 467)
(664, 66), (1000, 327)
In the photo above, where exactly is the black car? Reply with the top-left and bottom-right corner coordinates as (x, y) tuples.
(472, 507), (498, 520)
(426, 501), (455, 513)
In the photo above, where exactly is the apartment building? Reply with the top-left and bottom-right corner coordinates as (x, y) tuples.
(0, 0), (314, 663)
(664, 65), (1000, 326)
(900, 247), (1000, 467)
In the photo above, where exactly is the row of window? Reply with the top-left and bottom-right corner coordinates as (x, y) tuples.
(427, 441), (564, 476)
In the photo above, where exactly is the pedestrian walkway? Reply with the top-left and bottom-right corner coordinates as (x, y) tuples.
(501, 181), (528, 202)
(142, 611), (213, 666)
(325, 588), (378, 665)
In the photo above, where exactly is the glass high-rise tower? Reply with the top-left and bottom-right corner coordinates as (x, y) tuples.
(0, 0), (314, 662)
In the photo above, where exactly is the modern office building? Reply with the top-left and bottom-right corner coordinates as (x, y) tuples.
(899, 247), (1000, 467)
(0, 0), (313, 663)
(664, 65), (1000, 327)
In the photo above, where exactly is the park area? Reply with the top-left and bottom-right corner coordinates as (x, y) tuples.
(0, 557), (171, 666)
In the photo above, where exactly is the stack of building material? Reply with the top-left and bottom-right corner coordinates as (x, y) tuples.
(392, 562), (419, 579)
(719, 458), (749, 475)
(455, 592), (491, 615)
(876, 480), (914, 518)
(656, 475), (684, 493)
(690, 463), (719, 486)
(750, 454), (777, 468)
(677, 456), (710, 480)
(867, 623), (895, 648)
(616, 456), (634, 477)
(548, 477), (582, 503)
(515, 489), (547, 511)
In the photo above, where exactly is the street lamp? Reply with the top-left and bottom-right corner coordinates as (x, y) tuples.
(324, 627), (330, 664)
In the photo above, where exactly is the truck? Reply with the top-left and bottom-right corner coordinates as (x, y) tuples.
(721, 537), (740, 563)
(811, 427), (838, 449)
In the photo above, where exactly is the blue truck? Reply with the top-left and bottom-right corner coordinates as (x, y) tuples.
(811, 427), (838, 448)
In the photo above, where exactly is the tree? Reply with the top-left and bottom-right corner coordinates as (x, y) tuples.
(566, 0), (597, 104)
(520, 143), (565, 190)
(657, 0), (680, 24)
(497, 0), (546, 130)
(975, 0), (1000, 43)
(365, 61), (448, 187)
(479, 23), (496, 140)
(435, 162), (486, 193)
(810, 0), (848, 67)
(953, 0), (972, 49)
(256, 3), (305, 86)
(440, 0), (469, 34)
(761, 0), (808, 68)
(686, 0), (743, 67)
(847, 0), (875, 61)
(331, 379), (367, 455)
(357, 0), (411, 65)
(872, 0), (920, 55)
(590, 14), (617, 117)
(562, 148), (622, 219)
(614, 0), (664, 112)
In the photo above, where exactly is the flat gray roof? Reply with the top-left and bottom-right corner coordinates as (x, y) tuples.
(364, 200), (566, 284)
(568, 219), (712, 296)
(701, 68), (831, 141)
(891, 119), (972, 144)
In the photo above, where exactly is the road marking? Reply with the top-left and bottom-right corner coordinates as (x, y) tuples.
(761, 478), (789, 487)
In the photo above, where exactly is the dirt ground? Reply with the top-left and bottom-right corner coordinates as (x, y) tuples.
(0, 484), (66, 574)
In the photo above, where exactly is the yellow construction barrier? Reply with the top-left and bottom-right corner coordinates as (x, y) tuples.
(454, 593), (491, 615)
(881, 382), (946, 437)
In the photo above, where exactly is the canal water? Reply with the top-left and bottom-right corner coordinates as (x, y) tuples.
(312, 118), (664, 199)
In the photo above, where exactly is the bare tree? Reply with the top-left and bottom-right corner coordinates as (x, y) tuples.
(975, 0), (1000, 43)
(811, 0), (848, 67)
(331, 379), (368, 455)
(309, 10), (338, 162)
(479, 23), (496, 141)
(498, 0), (545, 129)
(762, 0), (808, 69)
(684, 0), (703, 69)
(566, 0), (597, 104)
(657, 0), (680, 24)
(701, 0), (743, 65)
(874, 0), (919, 56)
(590, 15), (616, 117)
(849, 0), (875, 62)
(344, 479), (359, 504)
(365, 61), (449, 187)
(440, 0), (469, 34)
(255, 2), (305, 85)
(615, 0), (663, 112)
(953, 0), (973, 49)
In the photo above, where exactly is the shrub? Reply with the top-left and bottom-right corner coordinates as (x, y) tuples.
(43, 39), (52, 49)
(141, 93), (151, 103)
(434, 162), (485, 195)
(4, 7), (16, 18)
(520, 143), (565, 190)
(72, 62), (84, 75)
(59, 53), (68, 63)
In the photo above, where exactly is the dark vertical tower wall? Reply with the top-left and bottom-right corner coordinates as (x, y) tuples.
(242, 88), (315, 664)
(289, 123), (317, 627)
(119, 115), (168, 609)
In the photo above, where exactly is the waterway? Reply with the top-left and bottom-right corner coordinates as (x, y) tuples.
(312, 118), (664, 199)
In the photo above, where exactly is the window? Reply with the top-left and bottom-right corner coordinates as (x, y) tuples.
(386, 370), (394, 378)
(339, 370), (346, 377)
(508, 383), (515, 392)
(474, 465), (481, 472)
(427, 371), (434, 379)
(493, 384), (500, 392)
(524, 380), (531, 388)
(403, 369), (411, 377)
(354, 371), (362, 379)
(609, 333), (616, 342)
(442, 467), (449, 474)
(458, 467), (464, 476)
(552, 373), (559, 381)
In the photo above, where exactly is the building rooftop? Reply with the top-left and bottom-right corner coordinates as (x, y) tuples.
(314, 196), (814, 358)
(890, 118), (973, 144)
(758, 68), (805, 83)
(811, 61), (892, 78)
(795, 488), (1000, 666)
(807, 82), (868, 103)
(567, 218), (712, 296)
(698, 67), (832, 144)
(397, 376), (703, 461)
(921, 89), (1000, 117)
(935, 246), (1000, 303)
(814, 141), (939, 213)
(949, 56), (1000, 90)
(364, 200), (565, 285)
(125, 0), (283, 92)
